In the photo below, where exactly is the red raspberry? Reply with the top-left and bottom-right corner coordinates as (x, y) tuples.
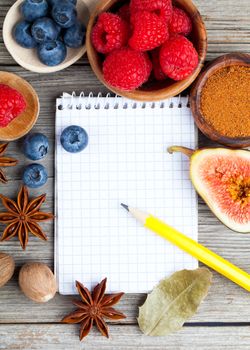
(169, 7), (192, 36)
(103, 48), (152, 91)
(0, 84), (26, 128)
(118, 4), (130, 22)
(91, 12), (129, 54)
(130, 0), (173, 22)
(129, 11), (169, 52)
(151, 48), (166, 81)
(160, 35), (199, 81)
(144, 54), (153, 78)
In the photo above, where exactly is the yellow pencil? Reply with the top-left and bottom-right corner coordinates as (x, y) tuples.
(121, 204), (250, 292)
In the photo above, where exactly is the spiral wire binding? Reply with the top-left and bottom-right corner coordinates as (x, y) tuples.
(58, 92), (190, 111)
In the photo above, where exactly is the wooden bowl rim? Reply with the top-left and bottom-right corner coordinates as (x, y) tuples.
(86, 0), (207, 101)
(3, 0), (89, 74)
(0, 71), (40, 141)
(190, 53), (250, 148)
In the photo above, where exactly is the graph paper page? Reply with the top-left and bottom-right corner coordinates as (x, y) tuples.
(55, 95), (198, 294)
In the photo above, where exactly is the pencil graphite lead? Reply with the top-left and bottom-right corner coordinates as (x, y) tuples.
(121, 203), (129, 211)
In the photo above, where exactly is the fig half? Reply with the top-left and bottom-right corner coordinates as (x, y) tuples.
(168, 146), (250, 233)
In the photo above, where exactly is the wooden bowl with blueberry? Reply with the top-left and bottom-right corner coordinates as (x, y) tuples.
(3, 0), (89, 73)
(86, 0), (207, 101)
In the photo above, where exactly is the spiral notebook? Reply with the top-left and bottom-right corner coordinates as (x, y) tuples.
(55, 93), (198, 295)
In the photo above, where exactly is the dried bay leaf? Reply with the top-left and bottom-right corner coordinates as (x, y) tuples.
(138, 267), (212, 336)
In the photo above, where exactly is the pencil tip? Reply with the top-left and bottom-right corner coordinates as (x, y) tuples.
(121, 203), (129, 211)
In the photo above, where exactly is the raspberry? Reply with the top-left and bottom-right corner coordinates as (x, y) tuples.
(103, 48), (152, 91)
(0, 84), (26, 128)
(91, 12), (129, 54)
(160, 35), (199, 81)
(151, 48), (166, 81)
(118, 4), (130, 22)
(144, 54), (153, 78)
(129, 11), (169, 52)
(169, 7), (192, 36)
(130, 0), (173, 22)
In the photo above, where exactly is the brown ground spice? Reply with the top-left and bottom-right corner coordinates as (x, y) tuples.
(200, 65), (250, 138)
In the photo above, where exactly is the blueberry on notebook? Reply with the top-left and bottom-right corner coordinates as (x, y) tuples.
(22, 163), (48, 188)
(13, 21), (37, 48)
(60, 125), (88, 153)
(23, 133), (49, 160)
(21, 0), (49, 22)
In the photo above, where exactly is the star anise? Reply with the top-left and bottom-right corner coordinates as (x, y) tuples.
(62, 278), (126, 341)
(0, 185), (54, 250)
(0, 143), (18, 184)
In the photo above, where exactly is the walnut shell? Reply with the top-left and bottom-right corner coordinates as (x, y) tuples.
(0, 252), (15, 288)
(19, 262), (57, 303)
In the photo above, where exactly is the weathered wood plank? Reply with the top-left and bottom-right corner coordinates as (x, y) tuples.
(1, 0), (250, 24)
(0, 0), (250, 64)
(1, 271), (250, 324)
(0, 43), (249, 65)
(1, 324), (250, 350)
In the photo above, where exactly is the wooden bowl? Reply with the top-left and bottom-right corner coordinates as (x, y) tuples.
(0, 71), (39, 141)
(190, 53), (250, 148)
(3, 0), (90, 73)
(86, 0), (207, 101)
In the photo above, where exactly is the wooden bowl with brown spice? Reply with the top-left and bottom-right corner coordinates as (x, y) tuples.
(190, 53), (250, 148)
(86, 0), (207, 101)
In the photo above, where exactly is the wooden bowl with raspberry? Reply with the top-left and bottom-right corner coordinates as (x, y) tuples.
(0, 71), (39, 141)
(86, 0), (207, 101)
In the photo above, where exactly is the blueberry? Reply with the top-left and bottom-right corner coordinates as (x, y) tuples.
(60, 125), (88, 153)
(48, 0), (76, 5)
(13, 21), (37, 48)
(64, 21), (86, 48)
(23, 133), (49, 160)
(47, 0), (58, 5)
(23, 163), (48, 188)
(52, 1), (77, 28)
(21, 0), (49, 22)
(31, 17), (60, 43)
(38, 40), (67, 66)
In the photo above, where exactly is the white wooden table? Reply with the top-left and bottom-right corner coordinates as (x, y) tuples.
(0, 1), (250, 348)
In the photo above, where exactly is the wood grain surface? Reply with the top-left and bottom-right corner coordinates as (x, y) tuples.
(1, 325), (250, 350)
(0, 0), (250, 349)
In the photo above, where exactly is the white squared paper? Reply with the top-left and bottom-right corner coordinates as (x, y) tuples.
(55, 94), (198, 294)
